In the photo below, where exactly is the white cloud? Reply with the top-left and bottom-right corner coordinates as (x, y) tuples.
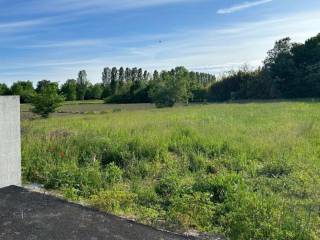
(0, 0), (201, 34)
(0, 0), (201, 16)
(17, 33), (176, 49)
(217, 0), (273, 14)
(0, 15), (78, 33)
(20, 40), (104, 49)
(0, 18), (51, 30)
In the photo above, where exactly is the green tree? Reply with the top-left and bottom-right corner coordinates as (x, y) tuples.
(149, 67), (192, 107)
(77, 70), (89, 100)
(36, 80), (58, 93)
(153, 70), (159, 81)
(189, 71), (208, 102)
(0, 83), (10, 95)
(131, 68), (138, 82)
(86, 83), (103, 99)
(118, 67), (125, 92)
(118, 67), (125, 82)
(102, 86), (112, 99)
(110, 67), (118, 95)
(292, 33), (320, 97)
(143, 70), (149, 81)
(264, 37), (297, 98)
(102, 67), (111, 87)
(31, 84), (65, 118)
(125, 68), (132, 82)
(130, 68), (144, 96)
(10, 81), (35, 103)
(61, 79), (77, 101)
(137, 68), (143, 81)
(172, 66), (193, 104)
(149, 74), (176, 108)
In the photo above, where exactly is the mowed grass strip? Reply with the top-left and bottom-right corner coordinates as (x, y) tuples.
(21, 102), (320, 239)
(20, 101), (154, 119)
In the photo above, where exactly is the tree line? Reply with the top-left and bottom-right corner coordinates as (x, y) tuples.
(0, 67), (216, 106)
(1, 32), (319, 107)
(208, 33), (320, 101)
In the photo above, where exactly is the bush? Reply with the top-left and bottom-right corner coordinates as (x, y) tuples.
(148, 81), (176, 108)
(63, 187), (80, 201)
(167, 192), (215, 231)
(101, 144), (130, 168)
(155, 174), (180, 198)
(193, 174), (242, 203)
(31, 84), (65, 118)
(90, 186), (137, 215)
(135, 185), (160, 207)
(104, 163), (123, 184)
(43, 163), (103, 197)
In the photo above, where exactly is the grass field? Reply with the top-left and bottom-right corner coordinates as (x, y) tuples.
(21, 102), (320, 239)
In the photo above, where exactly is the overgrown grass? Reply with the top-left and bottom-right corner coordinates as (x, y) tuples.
(21, 102), (320, 239)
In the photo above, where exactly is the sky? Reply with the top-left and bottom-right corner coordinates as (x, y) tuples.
(0, 0), (320, 85)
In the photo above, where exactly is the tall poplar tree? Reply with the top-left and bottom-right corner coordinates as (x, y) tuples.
(102, 67), (112, 87)
(110, 67), (118, 95)
(77, 70), (89, 100)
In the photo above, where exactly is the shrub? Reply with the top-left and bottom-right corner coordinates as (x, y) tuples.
(193, 174), (242, 203)
(167, 192), (215, 231)
(148, 81), (176, 108)
(43, 163), (103, 197)
(104, 163), (123, 185)
(155, 174), (180, 198)
(63, 187), (80, 201)
(134, 184), (160, 207)
(135, 206), (161, 226)
(31, 84), (65, 118)
(101, 144), (130, 168)
(90, 186), (137, 215)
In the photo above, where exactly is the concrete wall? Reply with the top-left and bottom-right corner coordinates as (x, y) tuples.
(0, 96), (21, 188)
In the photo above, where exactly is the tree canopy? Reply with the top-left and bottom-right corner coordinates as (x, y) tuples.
(31, 83), (65, 118)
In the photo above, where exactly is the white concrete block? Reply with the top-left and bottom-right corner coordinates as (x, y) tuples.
(0, 96), (21, 188)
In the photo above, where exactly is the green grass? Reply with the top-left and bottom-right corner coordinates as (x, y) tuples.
(21, 102), (320, 239)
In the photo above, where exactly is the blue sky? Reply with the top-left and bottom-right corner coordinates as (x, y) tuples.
(1, 0), (320, 85)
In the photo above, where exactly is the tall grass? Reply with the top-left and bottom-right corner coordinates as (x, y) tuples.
(22, 102), (320, 239)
